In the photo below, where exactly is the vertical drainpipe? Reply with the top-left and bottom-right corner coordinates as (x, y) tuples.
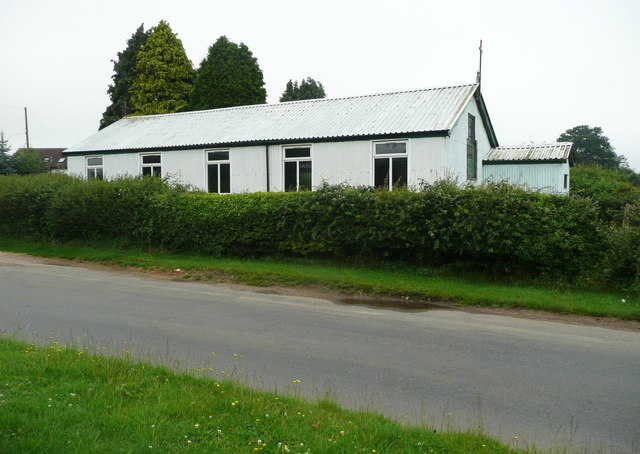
(265, 144), (270, 192)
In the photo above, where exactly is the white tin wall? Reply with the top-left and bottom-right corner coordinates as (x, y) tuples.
(66, 155), (84, 177)
(409, 137), (446, 186)
(312, 141), (371, 187)
(105, 153), (138, 177)
(229, 146), (267, 193)
(163, 149), (207, 190)
(483, 162), (569, 194)
(444, 96), (492, 183)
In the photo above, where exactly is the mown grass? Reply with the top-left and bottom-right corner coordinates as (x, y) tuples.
(0, 337), (529, 454)
(0, 237), (638, 320)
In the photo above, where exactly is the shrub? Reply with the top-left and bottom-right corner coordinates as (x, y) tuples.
(0, 174), (636, 291)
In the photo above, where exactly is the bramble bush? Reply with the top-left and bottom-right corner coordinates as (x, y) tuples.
(0, 174), (637, 291)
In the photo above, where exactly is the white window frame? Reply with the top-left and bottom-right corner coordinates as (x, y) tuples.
(372, 140), (409, 190)
(282, 144), (312, 192)
(206, 149), (231, 194)
(140, 153), (162, 177)
(86, 156), (104, 180)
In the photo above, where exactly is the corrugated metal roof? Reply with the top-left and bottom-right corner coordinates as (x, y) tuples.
(66, 84), (479, 153)
(484, 143), (572, 162)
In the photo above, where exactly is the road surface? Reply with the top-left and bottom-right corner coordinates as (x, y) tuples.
(0, 252), (638, 453)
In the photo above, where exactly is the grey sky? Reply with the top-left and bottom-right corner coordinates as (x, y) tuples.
(2, 0), (639, 170)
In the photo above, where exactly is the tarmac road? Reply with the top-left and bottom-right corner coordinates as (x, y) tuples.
(0, 252), (638, 453)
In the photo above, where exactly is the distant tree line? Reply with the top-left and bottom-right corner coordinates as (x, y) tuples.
(99, 21), (327, 129)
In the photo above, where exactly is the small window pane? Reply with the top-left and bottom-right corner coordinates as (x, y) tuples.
(375, 142), (406, 155)
(152, 166), (161, 177)
(87, 168), (96, 179)
(87, 157), (102, 166)
(391, 157), (407, 188)
(467, 143), (477, 179)
(285, 147), (310, 158)
(142, 167), (151, 176)
(95, 168), (103, 180)
(208, 164), (219, 193)
(208, 151), (229, 161)
(374, 158), (390, 188)
(298, 161), (312, 190)
(220, 163), (230, 193)
(284, 161), (297, 191)
(142, 155), (161, 164)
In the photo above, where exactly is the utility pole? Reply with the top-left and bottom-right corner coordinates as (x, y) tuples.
(24, 107), (30, 148)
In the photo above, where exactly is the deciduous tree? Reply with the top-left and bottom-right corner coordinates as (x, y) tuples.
(279, 77), (326, 102)
(11, 148), (46, 175)
(558, 125), (620, 169)
(189, 36), (266, 110)
(130, 21), (195, 115)
(99, 24), (149, 129)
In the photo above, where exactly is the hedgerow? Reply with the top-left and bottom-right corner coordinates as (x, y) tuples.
(0, 174), (637, 291)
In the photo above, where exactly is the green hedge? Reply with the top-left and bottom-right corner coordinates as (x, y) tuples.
(0, 174), (637, 291)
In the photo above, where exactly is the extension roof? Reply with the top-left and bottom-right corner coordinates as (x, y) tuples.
(65, 83), (498, 154)
(484, 143), (573, 164)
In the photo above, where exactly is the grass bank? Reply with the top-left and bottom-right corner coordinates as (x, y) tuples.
(0, 337), (527, 454)
(0, 237), (638, 320)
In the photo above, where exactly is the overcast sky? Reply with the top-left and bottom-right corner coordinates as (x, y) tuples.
(2, 0), (639, 169)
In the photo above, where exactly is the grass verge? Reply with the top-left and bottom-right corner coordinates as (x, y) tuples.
(0, 336), (528, 454)
(0, 237), (638, 320)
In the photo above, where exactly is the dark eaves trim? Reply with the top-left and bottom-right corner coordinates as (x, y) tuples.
(62, 130), (450, 155)
(474, 90), (499, 148)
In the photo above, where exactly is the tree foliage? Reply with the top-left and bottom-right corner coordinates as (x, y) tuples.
(189, 36), (266, 111)
(11, 148), (47, 175)
(558, 125), (620, 169)
(130, 21), (195, 115)
(99, 24), (149, 129)
(0, 131), (14, 175)
(279, 77), (326, 102)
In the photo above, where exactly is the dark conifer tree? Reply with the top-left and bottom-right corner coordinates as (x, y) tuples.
(189, 36), (266, 110)
(99, 24), (149, 129)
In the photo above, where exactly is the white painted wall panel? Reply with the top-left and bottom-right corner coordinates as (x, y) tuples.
(313, 141), (371, 187)
(230, 146), (267, 193)
(409, 137), (446, 186)
(66, 156), (84, 177)
(483, 162), (570, 194)
(104, 153), (138, 178)
(163, 149), (207, 190)
(445, 97), (492, 183)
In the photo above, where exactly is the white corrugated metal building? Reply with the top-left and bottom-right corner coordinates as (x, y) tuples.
(484, 143), (573, 193)
(64, 83), (571, 193)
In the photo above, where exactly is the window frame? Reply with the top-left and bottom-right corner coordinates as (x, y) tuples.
(466, 114), (478, 180)
(282, 145), (312, 192)
(140, 153), (162, 177)
(372, 140), (409, 191)
(86, 156), (104, 180)
(206, 149), (231, 194)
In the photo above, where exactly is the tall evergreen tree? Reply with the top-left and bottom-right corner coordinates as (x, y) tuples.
(0, 131), (14, 174)
(279, 77), (326, 102)
(130, 21), (195, 115)
(189, 36), (266, 110)
(99, 24), (149, 129)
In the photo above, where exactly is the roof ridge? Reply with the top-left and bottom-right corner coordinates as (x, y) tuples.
(125, 83), (479, 120)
